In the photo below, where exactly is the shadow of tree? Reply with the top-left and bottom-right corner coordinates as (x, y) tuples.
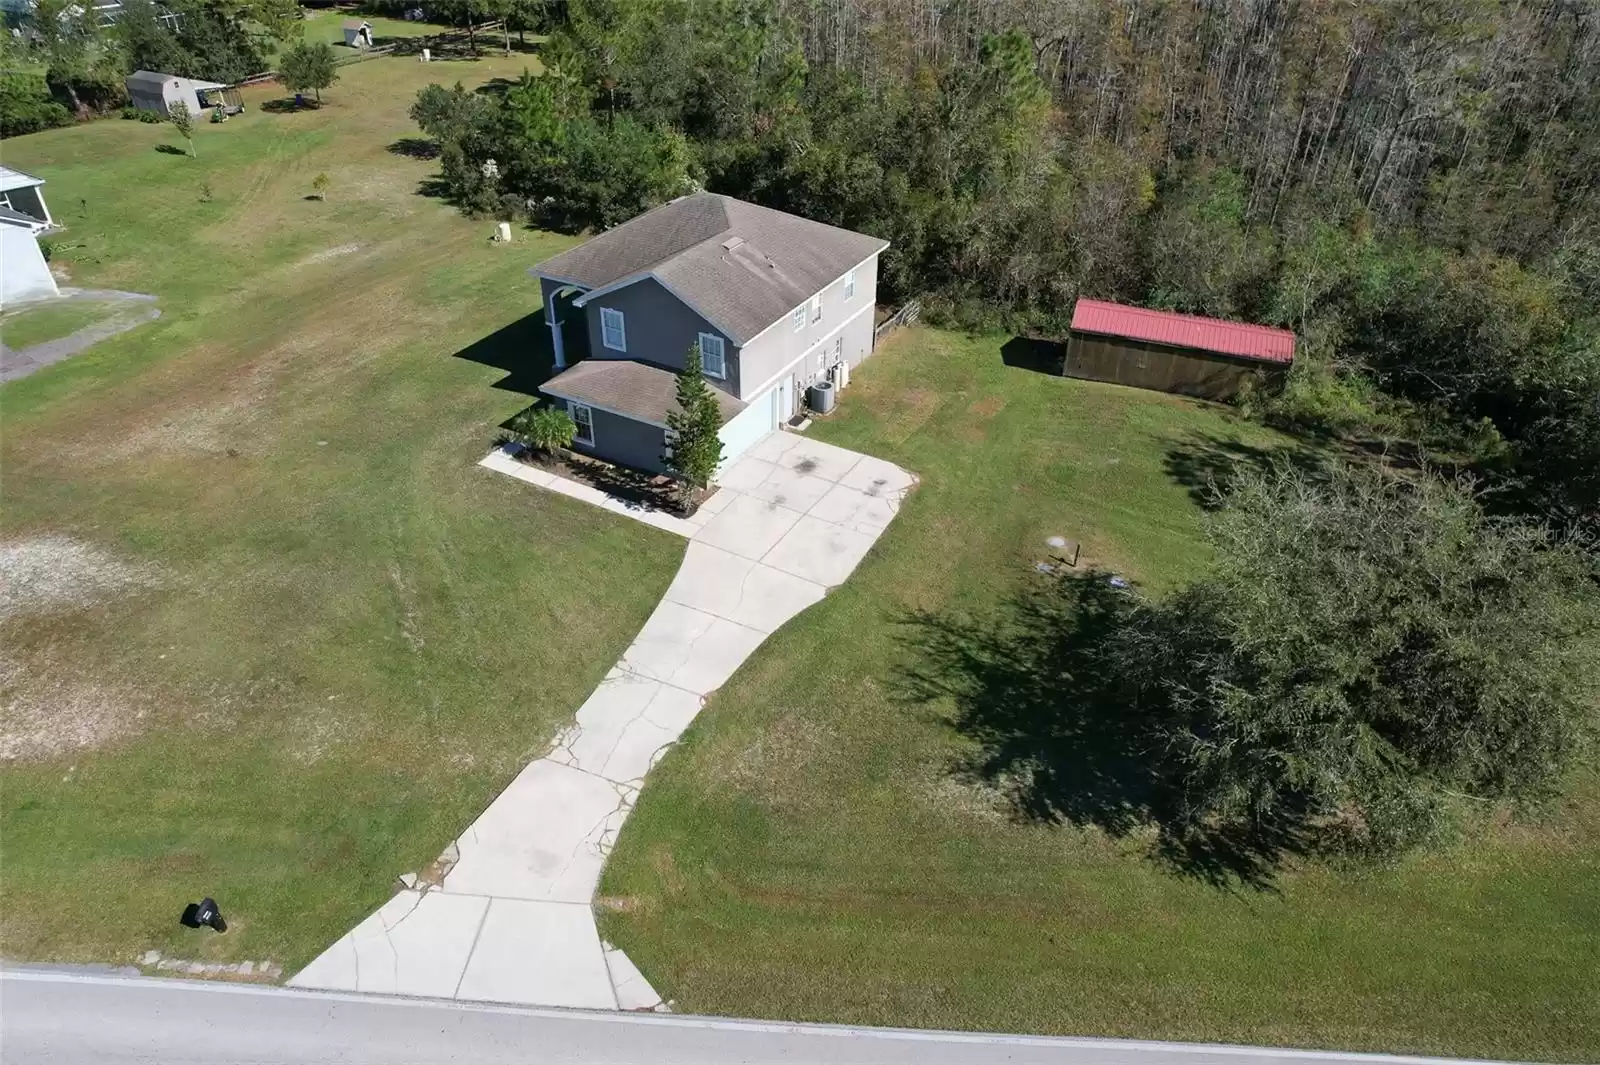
(388, 136), (439, 160)
(564, 452), (680, 511)
(1000, 335), (1065, 376)
(896, 573), (1306, 891)
(154, 143), (188, 155)
(261, 97), (321, 114)
(1164, 431), (1331, 510)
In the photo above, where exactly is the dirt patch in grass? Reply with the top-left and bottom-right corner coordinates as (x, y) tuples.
(0, 536), (158, 622)
(298, 242), (364, 266)
(916, 763), (1014, 826)
(967, 395), (1007, 420)
(0, 655), (152, 762)
(714, 711), (835, 810)
(879, 387), (945, 445)
(595, 893), (648, 915)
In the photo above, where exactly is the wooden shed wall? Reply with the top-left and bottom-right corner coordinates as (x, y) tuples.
(1063, 332), (1283, 400)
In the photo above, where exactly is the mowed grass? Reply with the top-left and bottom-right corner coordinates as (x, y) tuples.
(1, 301), (113, 350)
(0, 55), (684, 972)
(300, 11), (434, 49)
(598, 327), (1600, 1061)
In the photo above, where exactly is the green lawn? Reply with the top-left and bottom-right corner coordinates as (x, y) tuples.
(1, 301), (112, 350)
(299, 11), (433, 50)
(598, 326), (1600, 1062)
(0, 53), (682, 974)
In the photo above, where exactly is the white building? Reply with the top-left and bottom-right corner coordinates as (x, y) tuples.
(0, 167), (59, 307)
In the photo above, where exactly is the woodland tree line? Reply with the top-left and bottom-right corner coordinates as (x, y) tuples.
(413, 0), (1600, 538)
(410, 0), (1600, 869)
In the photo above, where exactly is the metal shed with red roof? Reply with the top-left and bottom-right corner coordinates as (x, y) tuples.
(1064, 298), (1295, 400)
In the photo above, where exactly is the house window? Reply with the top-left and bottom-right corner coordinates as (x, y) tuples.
(569, 402), (595, 445)
(792, 306), (806, 332)
(600, 307), (626, 352)
(810, 295), (823, 323)
(698, 333), (727, 379)
(844, 268), (856, 300)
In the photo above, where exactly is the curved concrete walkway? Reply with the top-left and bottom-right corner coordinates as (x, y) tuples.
(291, 432), (915, 1010)
(0, 289), (160, 383)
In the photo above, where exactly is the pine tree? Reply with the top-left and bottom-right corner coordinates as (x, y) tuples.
(663, 344), (724, 507)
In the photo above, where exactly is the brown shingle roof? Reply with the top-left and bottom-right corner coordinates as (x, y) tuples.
(534, 193), (888, 344)
(541, 359), (745, 426)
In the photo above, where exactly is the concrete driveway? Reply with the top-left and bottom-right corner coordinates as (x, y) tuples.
(292, 432), (915, 1011)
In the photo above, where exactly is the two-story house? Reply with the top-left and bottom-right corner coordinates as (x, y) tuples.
(532, 192), (888, 475)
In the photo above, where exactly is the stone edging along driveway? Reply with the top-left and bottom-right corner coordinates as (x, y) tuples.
(290, 431), (916, 1010)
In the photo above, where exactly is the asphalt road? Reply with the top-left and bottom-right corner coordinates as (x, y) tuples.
(0, 969), (1507, 1065)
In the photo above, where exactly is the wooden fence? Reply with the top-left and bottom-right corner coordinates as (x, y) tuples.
(873, 299), (922, 345)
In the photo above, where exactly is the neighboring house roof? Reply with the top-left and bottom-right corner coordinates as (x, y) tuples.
(0, 166), (45, 194)
(542, 359), (746, 427)
(0, 205), (48, 232)
(126, 69), (227, 91)
(127, 69), (175, 89)
(535, 193), (889, 345)
(1070, 299), (1296, 364)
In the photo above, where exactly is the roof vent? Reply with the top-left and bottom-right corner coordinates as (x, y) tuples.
(720, 236), (745, 252)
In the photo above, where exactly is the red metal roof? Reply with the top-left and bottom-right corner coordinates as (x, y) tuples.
(1070, 299), (1296, 364)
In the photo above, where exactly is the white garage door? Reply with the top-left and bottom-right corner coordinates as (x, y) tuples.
(717, 383), (779, 476)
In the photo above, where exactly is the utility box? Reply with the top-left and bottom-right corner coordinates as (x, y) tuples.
(808, 379), (835, 414)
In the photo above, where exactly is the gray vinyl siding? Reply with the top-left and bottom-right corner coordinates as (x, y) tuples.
(563, 400), (669, 475)
(733, 253), (879, 401)
(582, 278), (738, 400)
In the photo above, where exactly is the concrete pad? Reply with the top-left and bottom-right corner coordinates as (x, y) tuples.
(715, 455), (779, 493)
(692, 491), (805, 560)
(455, 899), (616, 1009)
(745, 432), (802, 464)
(761, 513), (880, 587)
(698, 486), (737, 514)
(479, 448), (557, 488)
(289, 890), (488, 998)
(741, 460), (838, 513)
(663, 543), (825, 633)
(771, 437), (865, 483)
(604, 944), (664, 1011)
(807, 480), (902, 533)
(839, 454), (918, 497)
(444, 760), (627, 902)
(555, 668), (703, 784)
(620, 600), (768, 695)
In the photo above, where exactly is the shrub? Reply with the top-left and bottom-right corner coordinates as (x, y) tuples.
(1114, 460), (1600, 865)
(0, 73), (72, 137)
(510, 406), (577, 455)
